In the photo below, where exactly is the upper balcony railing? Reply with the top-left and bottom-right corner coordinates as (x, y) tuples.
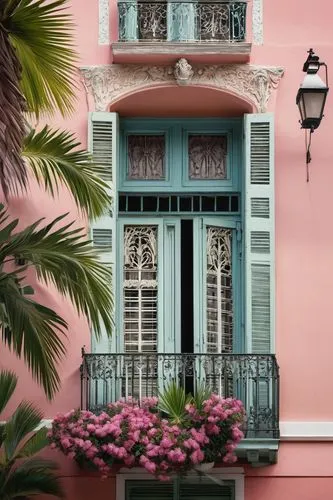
(118, 0), (247, 43)
(80, 352), (279, 441)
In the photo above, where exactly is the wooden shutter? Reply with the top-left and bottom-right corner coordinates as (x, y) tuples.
(244, 113), (275, 354)
(88, 112), (119, 352)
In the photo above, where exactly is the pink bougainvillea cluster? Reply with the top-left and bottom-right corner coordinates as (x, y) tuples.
(49, 394), (245, 480)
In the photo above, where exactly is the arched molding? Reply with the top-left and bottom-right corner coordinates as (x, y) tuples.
(80, 62), (283, 113)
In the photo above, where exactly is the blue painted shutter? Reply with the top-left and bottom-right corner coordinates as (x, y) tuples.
(88, 112), (119, 352)
(244, 113), (275, 354)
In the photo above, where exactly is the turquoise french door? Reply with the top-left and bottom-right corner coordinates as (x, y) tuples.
(118, 216), (240, 356)
(194, 217), (241, 355)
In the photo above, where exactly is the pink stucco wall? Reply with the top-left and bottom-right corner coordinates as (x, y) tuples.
(2, 0), (333, 496)
(3, 0), (333, 422)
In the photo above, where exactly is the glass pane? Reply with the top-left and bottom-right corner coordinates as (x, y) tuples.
(128, 135), (165, 180)
(189, 135), (227, 179)
(206, 226), (233, 353)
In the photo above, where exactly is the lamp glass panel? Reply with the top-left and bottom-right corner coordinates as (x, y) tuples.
(302, 91), (326, 119)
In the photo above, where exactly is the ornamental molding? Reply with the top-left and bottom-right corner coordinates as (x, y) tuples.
(98, 0), (110, 45)
(252, 0), (264, 45)
(81, 61), (284, 113)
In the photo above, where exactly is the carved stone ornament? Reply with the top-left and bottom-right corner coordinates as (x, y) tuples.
(174, 58), (194, 86)
(81, 63), (284, 113)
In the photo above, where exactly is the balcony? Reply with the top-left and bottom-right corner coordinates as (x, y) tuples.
(81, 352), (279, 466)
(112, 0), (251, 63)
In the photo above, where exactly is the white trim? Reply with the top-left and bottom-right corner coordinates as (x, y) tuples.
(99, 0), (110, 45)
(116, 468), (244, 500)
(280, 422), (333, 441)
(252, 0), (263, 45)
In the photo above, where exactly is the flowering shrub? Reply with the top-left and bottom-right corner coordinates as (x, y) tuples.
(49, 394), (245, 481)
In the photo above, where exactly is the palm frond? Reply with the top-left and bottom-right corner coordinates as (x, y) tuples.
(16, 426), (48, 459)
(0, 458), (64, 499)
(5, 0), (77, 117)
(0, 269), (67, 399)
(0, 208), (113, 338)
(0, 370), (17, 416)
(3, 401), (43, 460)
(0, 10), (27, 196)
(192, 383), (212, 412)
(23, 126), (111, 220)
(158, 382), (192, 425)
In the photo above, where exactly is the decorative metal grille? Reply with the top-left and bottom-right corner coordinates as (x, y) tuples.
(206, 227), (233, 353)
(123, 226), (158, 354)
(118, 0), (247, 42)
(128, 135), (165, 180)
(81, 352), (280, 439)
(138, 1), (167, 39)
(189, 135), (227, 179)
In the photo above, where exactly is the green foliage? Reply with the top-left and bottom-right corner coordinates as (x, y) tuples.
(0, 204), (113, 398)
(158, 382), (192, 425)
(5, 0), (77, 118)
(23, 126), (111, 220)
(191, 382), (212, 412)
(0, 370), (64, 499)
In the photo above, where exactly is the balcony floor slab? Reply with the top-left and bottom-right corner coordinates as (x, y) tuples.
(112, 41), (251, 64)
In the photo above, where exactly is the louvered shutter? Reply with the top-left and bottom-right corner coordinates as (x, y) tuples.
(126, 480), (234, 500)
(88, 112), (119, 352)
(244, 113), (275, 354)
(180, 482), (234, 500)
(126, 481), (173, 500)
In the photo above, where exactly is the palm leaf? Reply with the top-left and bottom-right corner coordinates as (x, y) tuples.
(0, 211), (113, 337)
(158, 382), (192, 425)
(192, 383), (211, 412)
(0, 371), (17, 416)
(0, 270), (67, 399)
(3, 401), (43, 460)
(0, 5), (27, 196)
(5, 0), (77, 117)
(23, 126), (111, 220)
(16, 426), (48, 459)
(0, 458), (64, 498)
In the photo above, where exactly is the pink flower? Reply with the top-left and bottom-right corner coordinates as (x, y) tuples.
(60, 437), (71, 449)
(190, 449), (204, 465)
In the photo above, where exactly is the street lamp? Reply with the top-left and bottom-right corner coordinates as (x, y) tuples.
(296, 49), (329, 180)
(297, 49), (329, 130)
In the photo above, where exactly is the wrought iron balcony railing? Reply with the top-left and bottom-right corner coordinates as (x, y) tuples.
(118, 0), (247, 43)
(81, 352), (279, 439)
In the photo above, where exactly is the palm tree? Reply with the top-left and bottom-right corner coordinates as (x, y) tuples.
(0, 204), (113, 399)
(0, 370), (64, 499)
(0, 0), (114, 398)
(0, 0), (110, 219)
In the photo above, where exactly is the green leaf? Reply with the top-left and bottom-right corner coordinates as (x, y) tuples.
(0, 371), (17, 416)
(5, 0), (77, 117)
(3, 401), (44, 461)
(158, 382), (192, 425)
(192, 382), (212, 412)
(0, 457), (64, 498)
(0, 211), (114, 338)
(23, 126), (111, 220)
(16, 426), (48, 459)
(1, 271), (67, 399)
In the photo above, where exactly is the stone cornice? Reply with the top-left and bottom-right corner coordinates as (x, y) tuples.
(80, 63), (284, 113)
